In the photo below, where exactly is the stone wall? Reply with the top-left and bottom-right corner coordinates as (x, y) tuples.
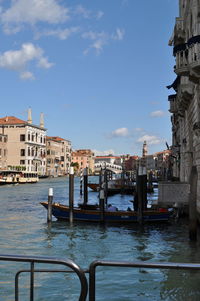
(158, 182), (190, 209)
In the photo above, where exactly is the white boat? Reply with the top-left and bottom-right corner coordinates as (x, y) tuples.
(0, 170), (39, 185)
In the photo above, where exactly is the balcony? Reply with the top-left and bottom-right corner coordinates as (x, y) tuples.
(178, 76), (194, 109)
(174, 17), (185, 44)
(188, 40), (200, 82)
(174, 49), (189, 76)
(168, 94), (177, 113)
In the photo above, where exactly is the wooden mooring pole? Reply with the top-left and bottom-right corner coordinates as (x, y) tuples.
(47, 188), (53, 223)
(83, 167), (88, 205)
(80, 168), (83, 196)
(189, 166), (198, 241)
(69, 167), (74, 224)
(99, 168), (105, 222)
(137, 166), (143, 224)
(142, 167), (147, 211)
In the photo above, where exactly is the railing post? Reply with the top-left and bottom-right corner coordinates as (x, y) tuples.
(89, 262), (96, 301)
(30, 262), (34, 301)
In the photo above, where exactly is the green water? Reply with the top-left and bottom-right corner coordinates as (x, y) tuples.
(0, 177), (200, 300)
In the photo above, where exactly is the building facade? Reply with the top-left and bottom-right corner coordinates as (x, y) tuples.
(168, 0), (200, 216)
(0, 134), (7, 170)
(0, 110), (46, 175)
(46, 136), (71, 176)
(71, 149), (94, 174)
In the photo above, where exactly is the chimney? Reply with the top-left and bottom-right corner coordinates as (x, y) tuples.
(40, 112), (44, 128)
(28, 108), (32, 124)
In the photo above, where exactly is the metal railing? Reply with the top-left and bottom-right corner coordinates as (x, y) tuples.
(88, 260), (200, 301)
(0, 254), (88, 301)
(1, 255), (200, 300)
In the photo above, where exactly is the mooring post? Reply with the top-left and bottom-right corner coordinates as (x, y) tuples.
(189, 165), (198, 241)
(137, 166), (143, 224)
(69, 167), (74, 224)
(47, 188), (53, 223)
(142, 167), (147, 211)
(83, 167), (88, 205)
(80, 168), (83, 196)
(148, 170), (153, 193)
(121, 168), (125, 195)
(104, 168), (108, 207)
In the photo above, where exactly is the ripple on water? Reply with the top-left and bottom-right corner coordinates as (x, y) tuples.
(0, 177), (200, 300)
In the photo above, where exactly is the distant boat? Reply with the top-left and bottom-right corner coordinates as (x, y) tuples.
(0, 170), (39, 185)
(88, 178), (135, 195)
(40, 202), (172, 223)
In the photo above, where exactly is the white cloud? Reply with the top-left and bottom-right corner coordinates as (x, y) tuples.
(73, 5), (103, 20)
(35, 27), (80, 40)
(74, 5), (90, 19)
(92, 149), (115, 156)
(82, 28), (124, 55)
(96, 11), (104, 20)
(137, 135), (161, 145)
(112, 28), (125, 41)
(1, 0), (69, 33)
(110, 127), (129, 138)
(150, 110), (165, 117)
(20, 71), (35, 80)
(134, 127), (144, 132)
(37, 56), (53, 69)
(0, 43), (53, 79)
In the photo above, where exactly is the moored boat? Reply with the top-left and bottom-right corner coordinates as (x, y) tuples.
(88, 179), (135, 195)
(40, 201), (172, 223)
(0, 170), (39, 185)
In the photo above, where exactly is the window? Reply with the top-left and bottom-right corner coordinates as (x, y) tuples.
(4, 137), (7, 142)
(20, 149), (25, 156)
(28, 133), (30, 141)
(32, 149), (34, 156)
(20, 160), (25, 165)
(4, 149), (6, 156)
(28, 148), (30, 156)
(0, 149), (1, 156)
(20, 134), (25, 141)
(0, 136), (2, 142)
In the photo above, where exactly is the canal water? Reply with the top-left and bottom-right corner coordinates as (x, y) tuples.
(0, 176), (200, 300)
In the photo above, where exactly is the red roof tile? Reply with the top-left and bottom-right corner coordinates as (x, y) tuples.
(0, 116), (27, 125)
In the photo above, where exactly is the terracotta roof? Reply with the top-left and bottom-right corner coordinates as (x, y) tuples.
(95, 156), (120, 159)
(0, 116), (27, 125)
(47, 136), (66, 142)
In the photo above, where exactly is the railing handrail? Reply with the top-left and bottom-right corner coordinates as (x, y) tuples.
(1, 255), (200, 301)
(89, 260), (200, 301)
(0, 254), (88, 301)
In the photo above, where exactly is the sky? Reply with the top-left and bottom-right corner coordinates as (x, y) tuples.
(0, 0), (179, 156)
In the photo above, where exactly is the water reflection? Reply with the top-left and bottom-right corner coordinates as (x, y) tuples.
(0, 177), (200, 300)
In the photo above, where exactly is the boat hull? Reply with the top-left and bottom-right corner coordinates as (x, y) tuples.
(87, 183), (135, 195)
(40, 202), (171, 223)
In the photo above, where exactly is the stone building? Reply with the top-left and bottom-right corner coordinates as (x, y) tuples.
(167, 0), (200, 215)
(0, 134), (7, 170)
(46, 136), (71, 176)
(71, 149), (94, 174)
(0, 109), (46, 175)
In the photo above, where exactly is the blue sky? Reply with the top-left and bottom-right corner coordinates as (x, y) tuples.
(0, 0), (178, 156)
